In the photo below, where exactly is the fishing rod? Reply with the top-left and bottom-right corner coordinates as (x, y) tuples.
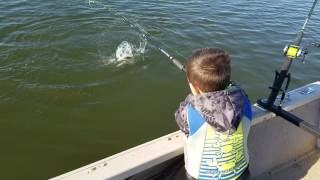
(88, 0), (185, 72)
(257, 0), (320, 137)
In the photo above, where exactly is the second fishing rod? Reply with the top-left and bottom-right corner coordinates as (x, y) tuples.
(257, 0), (320, 137)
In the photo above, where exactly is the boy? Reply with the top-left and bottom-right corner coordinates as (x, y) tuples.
(175, 48), (252, 180)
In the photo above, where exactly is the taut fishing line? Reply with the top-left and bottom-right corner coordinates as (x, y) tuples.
(88, 0), (186, 70)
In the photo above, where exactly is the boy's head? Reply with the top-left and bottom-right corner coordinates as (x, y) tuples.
(186, 48), (231, 93)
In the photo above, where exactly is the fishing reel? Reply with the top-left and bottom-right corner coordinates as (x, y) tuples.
(283, 44), (308, 63)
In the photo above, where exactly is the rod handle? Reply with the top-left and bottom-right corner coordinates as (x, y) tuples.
(172, 58), (186, 72)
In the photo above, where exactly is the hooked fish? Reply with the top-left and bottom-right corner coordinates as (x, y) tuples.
(115, 41), (134, 61)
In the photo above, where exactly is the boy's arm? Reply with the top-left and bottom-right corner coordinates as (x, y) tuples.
(175, 101), (189, 136)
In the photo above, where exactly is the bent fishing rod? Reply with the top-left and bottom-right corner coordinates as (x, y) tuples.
(257, 0), (320, 137)
(88, 0), (185, 72)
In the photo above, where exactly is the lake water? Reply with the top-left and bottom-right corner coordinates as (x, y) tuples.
(0, 0), (319, 179)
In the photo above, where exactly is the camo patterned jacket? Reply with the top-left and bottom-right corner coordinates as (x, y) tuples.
(175, 85), (249, 136)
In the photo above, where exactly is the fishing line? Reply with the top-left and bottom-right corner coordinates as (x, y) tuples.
(88, 0), (186, 71)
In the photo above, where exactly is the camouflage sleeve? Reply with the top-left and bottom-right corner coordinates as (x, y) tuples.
(174, 99), (189, 136)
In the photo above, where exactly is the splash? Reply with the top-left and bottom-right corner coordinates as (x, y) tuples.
(136, 34), (147, 54)
(115, 34), (147, 63)
(104, 34), (148, 66)
(115, 41), (133, 61)
(88, 0), (151, 66)
(89, 0), (187, 67)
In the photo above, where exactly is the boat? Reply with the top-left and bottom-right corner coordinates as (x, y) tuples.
(50, 81), (320, 180)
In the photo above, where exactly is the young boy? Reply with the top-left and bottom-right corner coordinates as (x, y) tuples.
(175, 48), (252, 180)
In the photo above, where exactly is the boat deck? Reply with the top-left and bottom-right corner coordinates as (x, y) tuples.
(167, 150), (320, 180)
(256, 150), (320, 180)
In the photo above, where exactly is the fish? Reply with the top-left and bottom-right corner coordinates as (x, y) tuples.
(115, 41), (134, 61)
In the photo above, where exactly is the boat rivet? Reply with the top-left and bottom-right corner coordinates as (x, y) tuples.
(168, 137), (172, 141)
(103, 162), (108, 166)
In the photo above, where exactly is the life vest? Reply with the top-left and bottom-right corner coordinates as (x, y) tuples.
(184, 97), (252, 180)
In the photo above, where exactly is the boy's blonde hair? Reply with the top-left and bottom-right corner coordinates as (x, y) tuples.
(186, 48), (231, 92)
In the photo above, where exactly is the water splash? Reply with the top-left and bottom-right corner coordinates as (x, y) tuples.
(88, 0), (149, 66)
(136, 34), (147, 54)
(88, 0), (187, 66)
(115, 41), (133, 61)
(104, 34), (148, 66)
